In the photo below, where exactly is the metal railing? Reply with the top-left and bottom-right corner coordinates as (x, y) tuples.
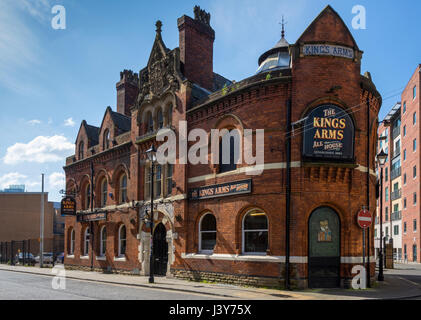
(391, 167), (402, 180)
(393, 149), (401, 159)
(391, 189), (402, 201)
(391, 211), (402, 221)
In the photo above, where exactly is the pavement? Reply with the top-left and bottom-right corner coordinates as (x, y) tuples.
(0, 263), (420, 300)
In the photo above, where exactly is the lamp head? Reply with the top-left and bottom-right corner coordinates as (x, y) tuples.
(377, 149), (388, 166)
(146, 145), (157, 162)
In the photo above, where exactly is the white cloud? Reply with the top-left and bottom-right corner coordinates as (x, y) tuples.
(0, 172), (42, 191)
(28, 119), (42, 125)
(0, 172), (28, 189)
(48, 172), (65, 189)
(3, 135), (75, 165)
(64, 117), (76, 127)
(15, 0), (52, 24)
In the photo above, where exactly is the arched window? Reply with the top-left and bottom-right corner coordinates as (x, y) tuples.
(103, 129), (110, 150)
(83, 227), (90, 256)
(118, 225), (126, 257)
(154, 165), (162, 198)
(84, 183), (91, 210)
(157, 109), (164, 129)
(242, 209), (268, 254)
(69, 229), (75, 255)
(101, 178), (107, 207)
(147, 112), (154, 133)
(100, 226), (107, 257)
(199, 213), (217, 253)
(219, 130), (240, 173)
(119, 174), (127, 204)
(78, 142), (84, 160)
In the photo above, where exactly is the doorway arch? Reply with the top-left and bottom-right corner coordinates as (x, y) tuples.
(153, 223), (168, 276)
(308, 207), (341, 288)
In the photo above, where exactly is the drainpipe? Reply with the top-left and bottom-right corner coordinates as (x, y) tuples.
(285, 98), (292, 290)
(366, 95), (371, 287)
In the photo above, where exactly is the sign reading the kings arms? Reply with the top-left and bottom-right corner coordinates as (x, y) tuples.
(189, 180), (252, 201)
(303, 104), (355, 160)
(61, 196), (76, 216)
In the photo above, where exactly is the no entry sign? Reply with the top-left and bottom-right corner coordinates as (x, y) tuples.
(357, 209), (372, 229)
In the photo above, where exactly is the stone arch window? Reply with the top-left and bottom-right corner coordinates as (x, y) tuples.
(69, 228), (75, 255)
(100, 178), (107, 207)
(199, 213), (217, 253)
(78, 141), (84, 160)
(219, 129), (241, 173)
(100, 225), (107, 257)
(83, 227), (90, 256)
(103, 129), (110, 150)
(119, 173), (128, 204)
(83, 183), (91, 210)
(118, 224), (126, 257)
(157, 108), (164, 129)
(242, 209), (268, 254)
(147, 112), (154, 133)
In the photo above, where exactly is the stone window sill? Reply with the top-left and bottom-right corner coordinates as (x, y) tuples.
(113, 256), (126, 262)
(80, 256), (89, 260)
(66, 255), (75, 259)
(96, 256), (106, 261)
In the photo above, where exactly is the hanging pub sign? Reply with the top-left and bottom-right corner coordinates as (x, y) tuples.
(60, 196), (76, 216)
(189, 179), (252, 201)
(303, 104), (355, 161)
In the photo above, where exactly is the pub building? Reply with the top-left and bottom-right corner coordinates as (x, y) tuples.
(64, 5), (381, 288)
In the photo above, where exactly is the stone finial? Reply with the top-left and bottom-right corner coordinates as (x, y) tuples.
(156, 20), (163, 35)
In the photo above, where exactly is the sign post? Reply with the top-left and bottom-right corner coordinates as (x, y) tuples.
(357, 208), (372, 283)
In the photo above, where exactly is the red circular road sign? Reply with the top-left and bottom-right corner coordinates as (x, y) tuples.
(357, 209), (372, 229)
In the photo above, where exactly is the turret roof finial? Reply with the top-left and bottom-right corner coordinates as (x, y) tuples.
(280, 15), (286, 39)
(156, 20), (162, 35)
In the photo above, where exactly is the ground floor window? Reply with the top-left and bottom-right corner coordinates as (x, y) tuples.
(199, 213), (216, 253)
(100, 226), (107, 257)
(69, 229), (75, 255)
(84, 227), (90, 256)
(242, 209), (268, 254)
(118, 225), (126, 257)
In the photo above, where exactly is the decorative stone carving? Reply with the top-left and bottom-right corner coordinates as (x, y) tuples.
(137, 21), (182, 106)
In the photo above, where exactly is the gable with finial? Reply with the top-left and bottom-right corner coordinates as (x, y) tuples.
(138, 21), (183, 104)
(297, 5), (359, 50)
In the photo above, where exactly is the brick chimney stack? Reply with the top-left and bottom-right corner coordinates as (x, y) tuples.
(178, 6), (215, 92)
(116, 69), (139, 116)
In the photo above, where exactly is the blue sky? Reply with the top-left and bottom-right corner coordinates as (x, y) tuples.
(0, 0), (419, 201)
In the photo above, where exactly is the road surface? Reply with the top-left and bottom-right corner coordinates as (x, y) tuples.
(0, 269), (222, 300)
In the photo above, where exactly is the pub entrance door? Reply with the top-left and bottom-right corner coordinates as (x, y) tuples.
(308, 207), (341, 288)
(153, 223), (168, 276)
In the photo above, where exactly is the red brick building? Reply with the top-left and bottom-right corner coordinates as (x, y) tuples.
(375, 65), (420, 264)
(64, 5), (382, 288)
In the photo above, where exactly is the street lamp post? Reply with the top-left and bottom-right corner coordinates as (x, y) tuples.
(377, 149), (388, 281)
(146, 145), (157, 284)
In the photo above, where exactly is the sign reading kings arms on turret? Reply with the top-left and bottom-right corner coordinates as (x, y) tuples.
(303, 104), (355, 161)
